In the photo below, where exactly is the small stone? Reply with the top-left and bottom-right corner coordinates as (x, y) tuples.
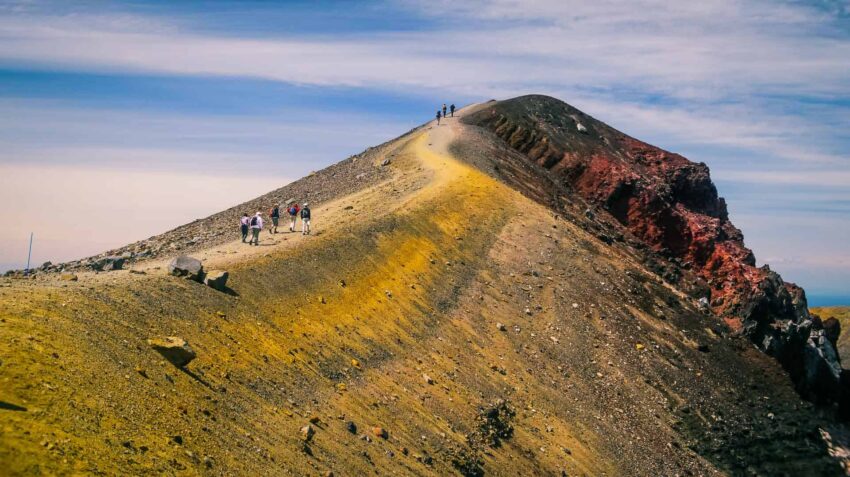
(301, 424), (315, 441)
(423, 373), (434, 385)
(147, 337), (196, 368)
(346, 421), (358, 434)
(204, 270), (229, 291)
(635, 343), (645, 351)
(496, 322), (506, 331)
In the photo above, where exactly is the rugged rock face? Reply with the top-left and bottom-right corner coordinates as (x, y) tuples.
(464, 94), (844, 409)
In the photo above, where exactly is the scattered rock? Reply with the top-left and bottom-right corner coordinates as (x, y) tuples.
(168, 255), (204, 282)
(300, 424), (315, 441)
(372, 427), (388, 439)
(147, 337), (196, 368)
(204, 270), (229, 291)
(381, 159), (392, 167)
(496, 322), (507, 331)
(469, 399), (515, 448)
(423, 373), (434, 385)
(346, 421), (357, 434)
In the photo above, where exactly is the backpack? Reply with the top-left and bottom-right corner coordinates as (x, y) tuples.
(250, 216), (258, 226)
(289, 206), (297, 215)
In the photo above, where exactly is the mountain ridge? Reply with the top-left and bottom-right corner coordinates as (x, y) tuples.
(463, 95), (846, 410)
(1, 97), (847, 476)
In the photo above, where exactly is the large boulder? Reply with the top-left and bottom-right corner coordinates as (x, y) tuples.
(147, 336), (196, 368)
(168, 255), (204, 282)
(204, 270), (229, 291)
(90, 256), (125, 271)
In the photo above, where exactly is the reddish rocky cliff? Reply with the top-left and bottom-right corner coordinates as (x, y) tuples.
(464, 95), (846, 410)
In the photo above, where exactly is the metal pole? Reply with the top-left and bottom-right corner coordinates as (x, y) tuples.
(25, 232), (33, 274)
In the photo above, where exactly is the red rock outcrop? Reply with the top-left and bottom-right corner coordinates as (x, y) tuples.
(464, 95), (844, 408)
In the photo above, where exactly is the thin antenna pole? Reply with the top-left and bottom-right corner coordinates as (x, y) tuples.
(25, 232), (33, 273)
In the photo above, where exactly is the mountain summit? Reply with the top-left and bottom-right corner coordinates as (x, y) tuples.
(1, 95), (847, 475)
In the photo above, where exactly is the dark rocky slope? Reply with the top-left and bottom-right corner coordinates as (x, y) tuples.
(463, 95), (846, 411)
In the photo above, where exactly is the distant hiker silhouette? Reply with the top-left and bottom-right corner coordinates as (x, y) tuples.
(450, 104), (455, 117)
(269, 204), (280, 234)
(249, 212), (263, 245)
(436, 110), (442, 125)
(301, 203), (312, 235)
(240, 213), (250, 243)
(442, 104), (447, 118)
(287, 202), (300, 232)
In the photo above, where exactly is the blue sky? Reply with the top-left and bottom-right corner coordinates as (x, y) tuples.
(0, 0), (848, 305)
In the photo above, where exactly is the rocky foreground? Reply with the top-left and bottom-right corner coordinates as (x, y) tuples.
(1, 97), (847, 476)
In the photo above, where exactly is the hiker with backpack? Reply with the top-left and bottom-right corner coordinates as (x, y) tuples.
(248, 212), (263, 245)
(450, 104), (455, 117)
(436, 110), (441, 125)
(287, 202), (300, 232)
(301, 203), (311, 235)
(269, 204), (280, 234)
(240, 213), (250, 243)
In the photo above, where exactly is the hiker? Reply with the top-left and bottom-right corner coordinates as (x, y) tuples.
(436, 110), (441, 125)
(287, 202), (300, 232)
(269, 204), (280, 234)
(249, 212), (263, 245)
(240, 213), (250, 243)
(450, 104), (455, 117)
(442, 103), (447, 118)
(301, 203), (312, 235)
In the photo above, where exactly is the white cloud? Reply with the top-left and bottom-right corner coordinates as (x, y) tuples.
(0, 2), (847, 99)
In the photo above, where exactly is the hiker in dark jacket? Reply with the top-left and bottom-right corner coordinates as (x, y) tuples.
(442, 103), (447, 118)
(301, 203), (312, 235)
(436, 110), (441, 125)
(269, 205), (280, 234)
(450, 104), (455, 117)
(240, 213), (250, 242)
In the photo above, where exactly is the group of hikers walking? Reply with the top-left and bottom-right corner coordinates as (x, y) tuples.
(240, 201), (311, 246)
(436, 103), (455, 125)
